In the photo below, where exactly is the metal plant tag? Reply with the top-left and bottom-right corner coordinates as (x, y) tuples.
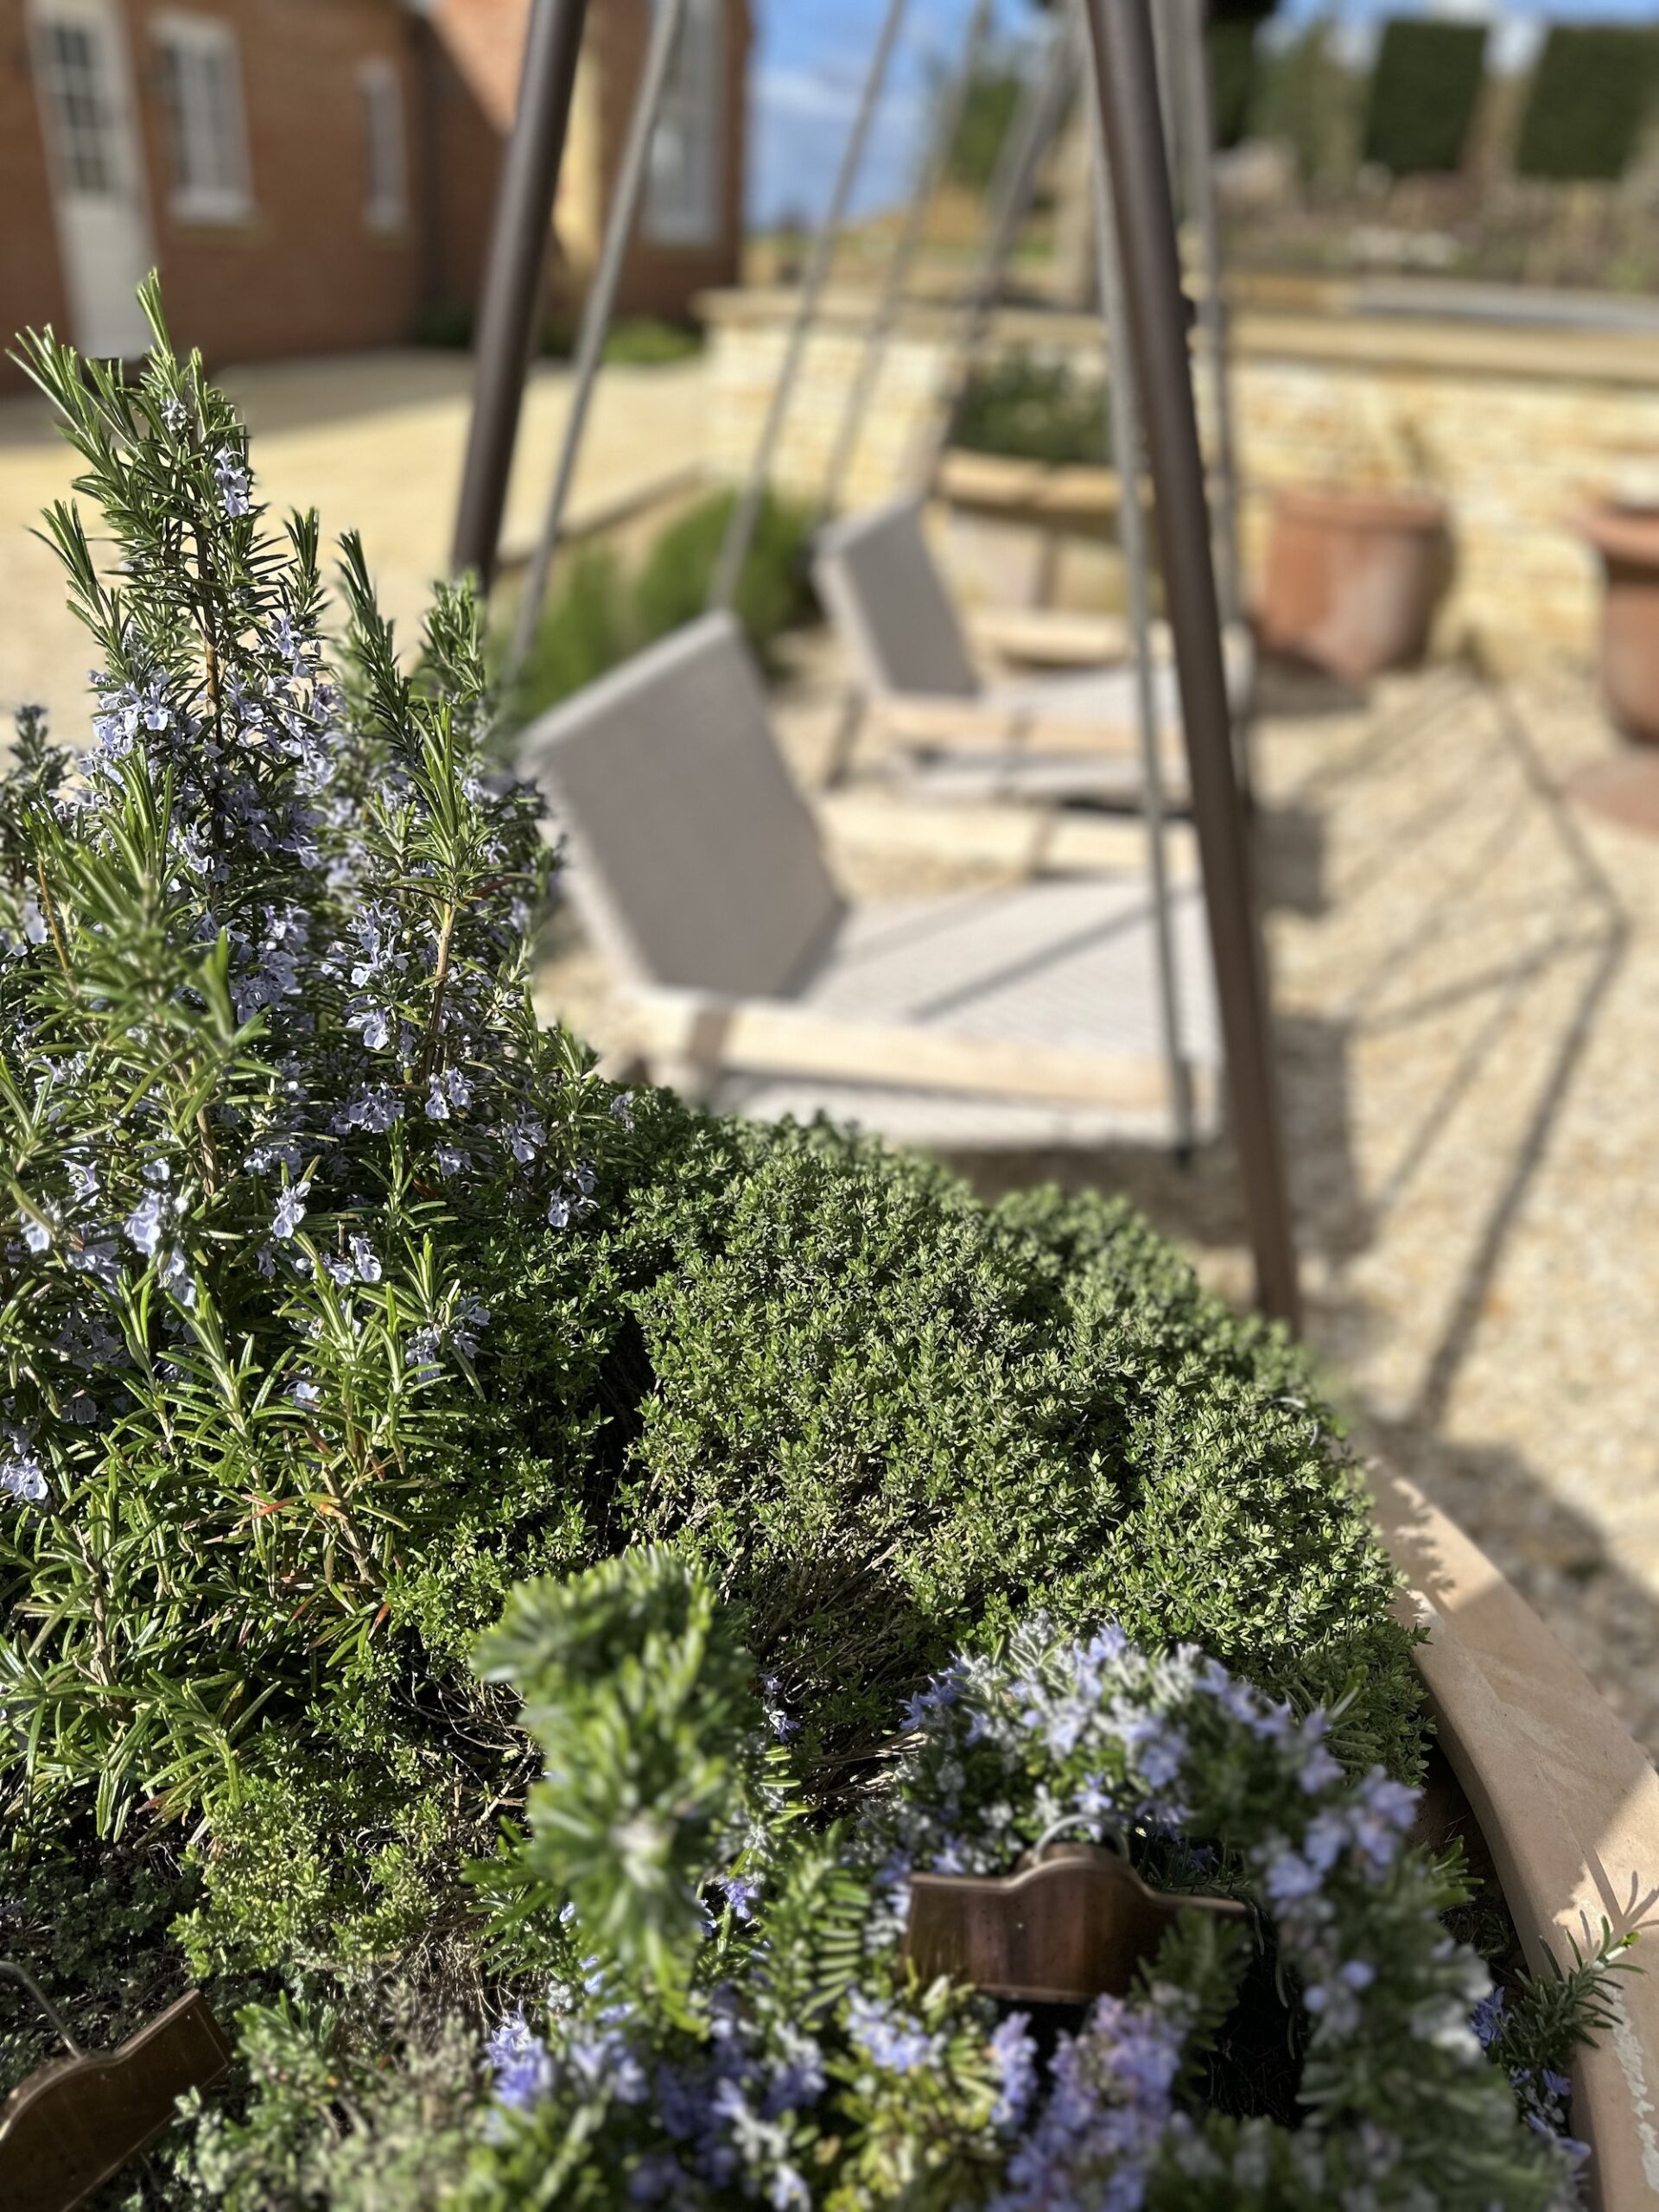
(904, 1841), (1248, 2005)
(0, 1987), (232, 2212)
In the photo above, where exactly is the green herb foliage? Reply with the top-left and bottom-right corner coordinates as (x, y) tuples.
(508, 488), (812, 724)
(188, 1552), (1599, 2209)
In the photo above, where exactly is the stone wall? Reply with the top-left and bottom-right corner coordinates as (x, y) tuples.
(702, 285), (1659, 671)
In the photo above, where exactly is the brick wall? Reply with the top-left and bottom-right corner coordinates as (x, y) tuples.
(132, 0), (427, 365)
(0, 6), (72, 362)
(2, 0), (748, 393)
(1, 0), (427, 388)
(429, 0), (750, 334)
(578, 0), (749, 325)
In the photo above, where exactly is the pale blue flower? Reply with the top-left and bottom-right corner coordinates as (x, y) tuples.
(1, 1450), (48, 1504)
(990, 2011), (1038, 2129)
(271, 1183), (308, 1240)
(213, 446), (251, 519)
(487, 2010), (552, 2112)
(124, 1190), (167, 1256)
(846, 1992), (942, 2075)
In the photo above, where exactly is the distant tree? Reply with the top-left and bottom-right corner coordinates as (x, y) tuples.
(937, 54), (1025, 194)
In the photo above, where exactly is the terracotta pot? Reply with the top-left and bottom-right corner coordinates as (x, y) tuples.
(1375, 1468), (1659, 2211)
(1258, 486), (1450, 681)
(1580, 505), (1659, 746)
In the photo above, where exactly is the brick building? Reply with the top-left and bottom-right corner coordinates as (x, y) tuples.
(0, 0), (750, 388)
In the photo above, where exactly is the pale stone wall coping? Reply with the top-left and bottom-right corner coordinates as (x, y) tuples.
(697, 283), (1659, 393)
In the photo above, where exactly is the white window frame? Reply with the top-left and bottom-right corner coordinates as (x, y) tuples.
(152, 12), (251, 226)
(358, 56), (408, 232)
(643, 0), (723, 249)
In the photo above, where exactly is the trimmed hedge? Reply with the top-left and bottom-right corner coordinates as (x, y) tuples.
(1363, 17), (1488, 177)
(1515, 23), (1659, 183)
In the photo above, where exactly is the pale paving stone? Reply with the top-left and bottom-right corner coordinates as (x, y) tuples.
(0, 347), (709, 741)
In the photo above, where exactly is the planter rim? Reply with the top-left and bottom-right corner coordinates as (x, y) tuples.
(1374, 1465), (1659, 2209)
(1274, 484), (1446, 531)
(1578, 502), (1659, 569)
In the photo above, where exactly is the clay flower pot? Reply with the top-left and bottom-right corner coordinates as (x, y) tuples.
(1375, 1468), (1659, 2209)
(1258, 486), (1450, 681)
(1580, 504), (1659, 746)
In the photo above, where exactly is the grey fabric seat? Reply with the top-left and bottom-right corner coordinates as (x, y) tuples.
(812, 493), (1253, 807)
(522, 614), (1220, 1152)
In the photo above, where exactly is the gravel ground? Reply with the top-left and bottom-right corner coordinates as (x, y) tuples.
(537, 632), (1659, 1759)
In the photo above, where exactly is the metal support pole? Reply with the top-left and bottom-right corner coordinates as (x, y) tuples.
(505, 0), (688, 681)
(451, 0), (589, 591)
(708, 0), (910, 614)
(1176, 0), (1242, 631)
(907, 16), (1075, 487)
(1079, 0), (1300, 1331)
(1082, 43), (1192, 1160)
(818, 0), (996, 518)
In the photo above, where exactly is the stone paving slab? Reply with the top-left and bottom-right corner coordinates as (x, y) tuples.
(0, 348), (709, 743)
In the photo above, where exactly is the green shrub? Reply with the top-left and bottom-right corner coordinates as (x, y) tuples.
(1515, 24), (1659, 182)
(601, 317), (703, 368)
(1363, 18), (1488, 176)
(1252, 24), (1365, 190)
(632, 486), (814, 657)
(411, 301), (475, 351)
(508, 489), (814, 725)
(603, 1111), (1423, 1777)
(953, 350), (1109, 467)
(509, 544), (633, 721)
(938, 54), (1026, 194)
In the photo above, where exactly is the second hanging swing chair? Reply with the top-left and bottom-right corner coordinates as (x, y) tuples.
(798, 0), (1253, 820)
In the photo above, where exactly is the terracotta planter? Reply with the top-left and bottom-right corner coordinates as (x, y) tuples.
(1258, 486), (1450, 681)
(1580, 505), (1659, 746)
(1375, 1468), (1659, 2211)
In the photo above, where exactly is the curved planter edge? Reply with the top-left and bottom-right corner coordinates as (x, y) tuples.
(1373, 1466), (1659, 2211)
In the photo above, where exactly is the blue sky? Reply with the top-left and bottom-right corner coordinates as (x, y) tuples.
(747, 0), (1032, 227)
(746, 0), (1659, 226)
